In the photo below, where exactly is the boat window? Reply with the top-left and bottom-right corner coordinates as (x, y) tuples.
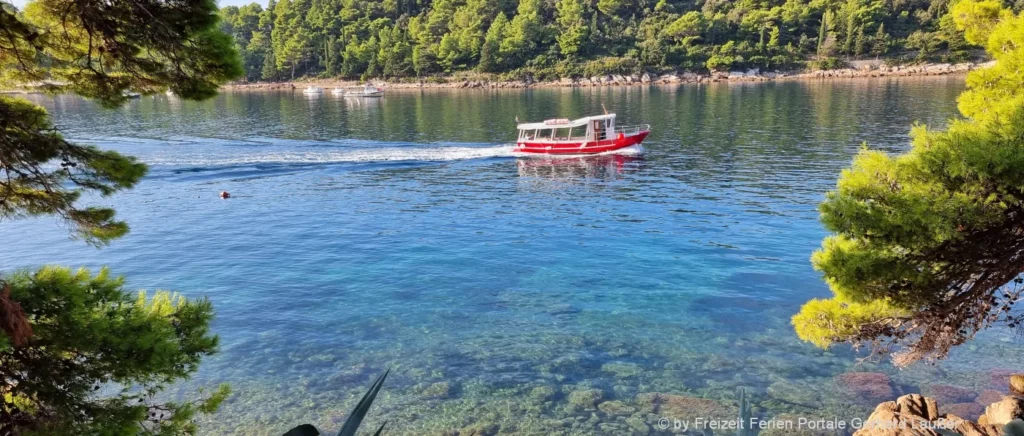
(555, 128), (572, 141)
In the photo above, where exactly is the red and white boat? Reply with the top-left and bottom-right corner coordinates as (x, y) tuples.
(514, 113), (650, 155)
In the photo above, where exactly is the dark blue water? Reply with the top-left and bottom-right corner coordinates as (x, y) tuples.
(4, 78), (1021, 435)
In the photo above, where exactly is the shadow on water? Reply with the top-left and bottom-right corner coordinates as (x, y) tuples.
(516, 154), (645, 182)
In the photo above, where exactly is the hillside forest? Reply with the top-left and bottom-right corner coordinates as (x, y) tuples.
(217, 0), (1019, 81)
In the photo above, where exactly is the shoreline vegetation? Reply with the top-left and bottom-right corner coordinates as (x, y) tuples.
(222, 60), (984, 91)
(216, 0), (996, 93)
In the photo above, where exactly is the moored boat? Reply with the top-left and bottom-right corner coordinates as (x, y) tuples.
(302, 86), (324, 94)
(344, 84), (384, 98)
(514, 113), (649, 155)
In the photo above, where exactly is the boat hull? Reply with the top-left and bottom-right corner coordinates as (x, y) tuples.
(345, 91), (384, 98)
(514, 131), (649, 155)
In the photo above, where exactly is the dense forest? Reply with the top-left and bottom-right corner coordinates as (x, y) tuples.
(219, 0), (1023, 82)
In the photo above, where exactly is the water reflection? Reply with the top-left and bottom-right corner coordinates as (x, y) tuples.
(342, 96), (383, 111)
(516, 154), (642, 181)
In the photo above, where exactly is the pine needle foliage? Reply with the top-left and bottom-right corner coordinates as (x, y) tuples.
(794, 1), (1024, 367)
(0, 267), (228, 435)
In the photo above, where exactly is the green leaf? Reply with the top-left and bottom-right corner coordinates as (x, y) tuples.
(337, 368), (390, 436)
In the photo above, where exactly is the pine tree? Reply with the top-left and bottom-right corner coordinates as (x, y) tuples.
(817, 10), (833, 56)
(556, 0), (589, 57)
(1, 0), (239, 431)
(479, 12), (509, 72)
(871, 23), (889, 58)
(854, 26), (866, 57)
(767, 25), (781, 50)
(450, 0), (498, 60)
(502, 0), (546, 67)
(793, 1), (1024, 367)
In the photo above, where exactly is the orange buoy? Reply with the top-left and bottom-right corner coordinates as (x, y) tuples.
(219, 191), (231, 199)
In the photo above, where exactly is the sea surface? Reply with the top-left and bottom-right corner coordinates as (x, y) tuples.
(3, 78), (1022, 435)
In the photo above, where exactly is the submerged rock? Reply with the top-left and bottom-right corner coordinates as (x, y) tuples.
(457, 421), (499, 436)
(597, 400), (636, 416)
(325, 363), (367, 386)
(942, 401), (983, 421)
(635, 392), (734, 421)
(977, 389), (1005, 406)
(989, 368), (1016, 390)
(836, 372), (898, 404)
(767, 380), (821, 406)
(528, 385), (555, 401)
(421, 381), (451, 399)
(601, 361), (642, 378)
(942, 402), (985, 421)
(625, 416), (650, 434)
(926, 384), (977, 405)
(568, 388), (603, 408)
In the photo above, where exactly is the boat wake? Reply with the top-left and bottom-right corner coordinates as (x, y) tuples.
(143, 144), (516, 167)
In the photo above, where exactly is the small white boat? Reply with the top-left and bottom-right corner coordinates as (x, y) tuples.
(331, 88), (346, 95)
(344, 84), (384, 98)
(302, 86), (324, 95)
(123, 91), (142, 99)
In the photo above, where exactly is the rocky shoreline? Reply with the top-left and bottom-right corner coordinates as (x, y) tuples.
(842, 372), (1024, 436)
(854, 393), (1022, 436)
(223, 61), (987, 92)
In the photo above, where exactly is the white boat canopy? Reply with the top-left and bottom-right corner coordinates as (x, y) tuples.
(517, 113), (616, 131)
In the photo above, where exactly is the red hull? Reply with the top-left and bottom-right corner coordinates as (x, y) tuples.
(515, 131), (649, 155)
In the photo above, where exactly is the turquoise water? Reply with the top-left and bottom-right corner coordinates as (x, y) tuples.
(3, 77), (1022, 435)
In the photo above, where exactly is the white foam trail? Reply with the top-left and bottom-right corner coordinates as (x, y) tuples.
(143, 144), (516, 166)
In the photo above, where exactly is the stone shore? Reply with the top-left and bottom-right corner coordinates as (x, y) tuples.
(853, 393), (1022, 436)
(851, 372), (1024, 436)
(223, 61), (989, 92)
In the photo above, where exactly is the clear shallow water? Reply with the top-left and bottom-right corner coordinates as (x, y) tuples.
(3, 78), (1022, 435)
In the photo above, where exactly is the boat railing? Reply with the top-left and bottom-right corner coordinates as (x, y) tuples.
(613, 124), (651, 136)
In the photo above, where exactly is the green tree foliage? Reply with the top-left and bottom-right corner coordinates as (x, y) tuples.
(219, 0), (988, 80)
(872, 22), (891, 57)
(556, 0), (590, 57)
(793, 1), (1024, 367)
(502, 0), (547, 69)
(479, 12), (511, 72)
(1, 0), (241, 244)
(0, 267), (228, 435)
(2, 0), (241, 106)
(0, 96), (146, 244)
(1, 0), (240, 432)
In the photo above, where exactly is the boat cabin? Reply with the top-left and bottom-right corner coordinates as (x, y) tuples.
(516, 114), (617, 143)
